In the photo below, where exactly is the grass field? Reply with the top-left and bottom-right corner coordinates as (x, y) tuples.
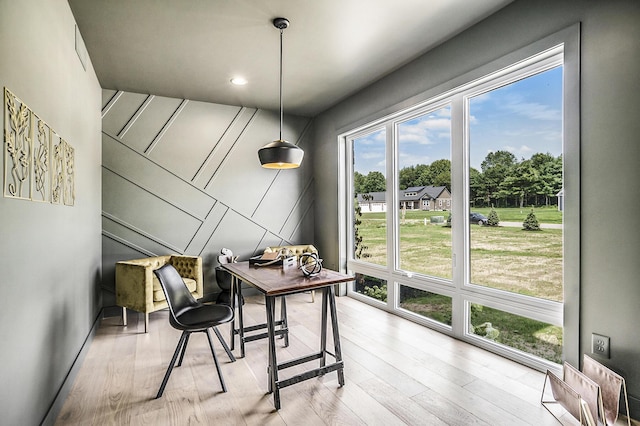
(355, 207), (564, 363)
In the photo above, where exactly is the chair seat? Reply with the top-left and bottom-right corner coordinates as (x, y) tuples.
(172, 304), (234, 331)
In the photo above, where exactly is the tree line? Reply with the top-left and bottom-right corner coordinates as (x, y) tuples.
(354, 151), (562, 208)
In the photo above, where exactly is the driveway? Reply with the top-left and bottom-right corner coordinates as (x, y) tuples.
(499, 221), (563, 229)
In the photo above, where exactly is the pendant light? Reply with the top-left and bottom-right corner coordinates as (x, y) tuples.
(258, 17), (304, 169)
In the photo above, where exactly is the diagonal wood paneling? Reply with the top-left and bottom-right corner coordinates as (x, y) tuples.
(194, 107), (257, 188)
(101, 89), (316, 299)
(206, 109), (311, 216)
(102, 91), (148, 136)
(147, 99), (242, 179)
(102, 133), (215, 220)
(102, 168), (202, 250)
(120, 95), (183, 153)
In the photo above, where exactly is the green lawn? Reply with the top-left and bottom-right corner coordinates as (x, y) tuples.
(358, 210), (562, 301)
(355, 207), (564, 363)
(367, 205), (563, 223)
(469, 206), (563, 224)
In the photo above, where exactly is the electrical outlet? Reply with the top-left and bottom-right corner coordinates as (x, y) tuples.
(591, 333), (610, 358)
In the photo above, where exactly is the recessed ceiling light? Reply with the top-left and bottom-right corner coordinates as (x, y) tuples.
(230, 77), (248, 86)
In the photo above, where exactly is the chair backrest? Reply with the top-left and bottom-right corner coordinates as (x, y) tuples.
(154, 264), (199, 319)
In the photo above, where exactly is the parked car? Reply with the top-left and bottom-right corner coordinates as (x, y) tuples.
(470, 212), (488, 225)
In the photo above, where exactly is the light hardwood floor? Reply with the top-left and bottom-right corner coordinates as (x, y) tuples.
(55, 293), (635, 425)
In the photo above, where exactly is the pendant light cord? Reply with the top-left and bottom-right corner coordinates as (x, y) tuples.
(279, 27), (284, 141)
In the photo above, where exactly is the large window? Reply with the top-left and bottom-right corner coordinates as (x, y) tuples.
(467, 68), (563, 303)
(397, 105), (452, 281)
(343, 33), (579, 371)
(353, 129), (387, 267)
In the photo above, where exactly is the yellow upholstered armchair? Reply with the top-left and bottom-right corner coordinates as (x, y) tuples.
(263, 244), (318, 258)
(115, 255), (203, 332)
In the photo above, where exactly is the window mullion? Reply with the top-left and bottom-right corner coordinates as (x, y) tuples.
(450, 94), (466, 337)
(386, 121), (397, 309)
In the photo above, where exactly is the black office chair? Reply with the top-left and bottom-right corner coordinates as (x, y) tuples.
(154, 263), (235, 398)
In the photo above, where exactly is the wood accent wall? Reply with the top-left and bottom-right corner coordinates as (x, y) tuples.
(101, 89), (314, 301)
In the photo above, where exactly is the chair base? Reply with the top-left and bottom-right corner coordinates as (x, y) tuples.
(156, 327), (234, 398)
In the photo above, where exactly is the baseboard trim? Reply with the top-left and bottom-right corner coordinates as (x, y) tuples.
(40, 309), (102, 426)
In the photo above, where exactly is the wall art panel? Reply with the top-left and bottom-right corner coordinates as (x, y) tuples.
(4, 88), (32, 200)
(51, 132), (75, 206)
(4, 87), (74, 206)
(31, 114), (50, 202)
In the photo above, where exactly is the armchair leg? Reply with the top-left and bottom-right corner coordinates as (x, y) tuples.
(145, 313), (149, 333)
(122, 307), (127, 326)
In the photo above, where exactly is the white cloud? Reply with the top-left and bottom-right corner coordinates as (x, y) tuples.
(399, 152), (431, 169)
(360, 151), (384, 160)
(471, 92), (492, 104)
(399, 116), (451, 145)
(356, 130), (386, 145)
(504, 95), (561, 121)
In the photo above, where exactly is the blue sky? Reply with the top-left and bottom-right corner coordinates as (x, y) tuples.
(354, 66), (563, 174)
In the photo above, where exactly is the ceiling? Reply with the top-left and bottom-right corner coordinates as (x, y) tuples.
(68, 0), (513, 117)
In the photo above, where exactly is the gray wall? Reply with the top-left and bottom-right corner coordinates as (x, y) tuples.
(101, 89), (314, 303)
(0, 1), (102, 425)
(313, 0), (640, 416)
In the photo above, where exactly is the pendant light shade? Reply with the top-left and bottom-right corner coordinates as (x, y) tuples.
(258, 139), (304, 169)
(258, 17), (304, 169)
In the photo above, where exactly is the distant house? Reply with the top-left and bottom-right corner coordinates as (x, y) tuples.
(401, 186), (451, 211)
(357, 185), (451, 212)
(356, 191), (387, 212)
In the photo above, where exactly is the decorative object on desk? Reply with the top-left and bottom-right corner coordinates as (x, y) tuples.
(257, 17), (304, 169)
(249, 247), (295, 267)
(299, 252), (322, 277)
(218, 247), (238, 264)
(261, 244), (320, 301)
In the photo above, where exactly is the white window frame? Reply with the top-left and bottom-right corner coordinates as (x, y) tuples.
(340, 25), (580, 371)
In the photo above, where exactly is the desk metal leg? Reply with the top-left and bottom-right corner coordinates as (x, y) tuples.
(265, 295), (281, 409)
(280, 296), (289, 347)
(229, 275), (246, 357)
(237, 279), (245, 358)
(229, 275), (236, 350)
(328, 285), (345, 386)
(320, 287), (329, 368)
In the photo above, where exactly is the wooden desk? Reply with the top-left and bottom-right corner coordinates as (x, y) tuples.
(221, 261), (354, 410)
